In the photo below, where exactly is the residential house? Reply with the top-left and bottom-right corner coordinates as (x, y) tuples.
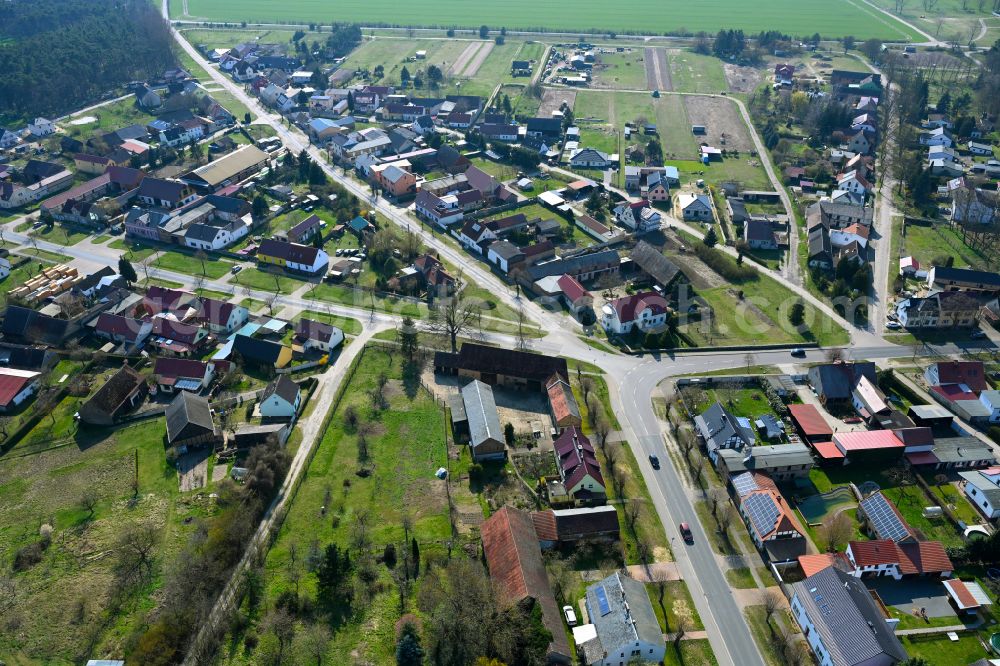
(925, 360), (987, 393)
(0, 368), (41, 413)
(774, 63), (795, 85)
(732, 472), (807, 562)
(744, 219), (779, 249)
(790, 566), (909, 666)
(461, 379), (506, 461)
(857, 492), (917, 544)
(531, 506), (619, 548)
(851, 374), (891, 424)
(148, 317), (208, 356)
(93, 313), (152, 351)
(678, 192), (713, 221)
(197, 297), (248, 334)
(480, 508), (572, 664)
(136, 178), (197, 209)
(553, 426), (605, 502)
(165, 391), (219, 449)
(837, 170), (872, 197)
(613, 200), (662, 232)
(951, 188), (999, 225)
(920, 126), (953, 147)
(414, 189), (464, 227)
(153, 358), (215, 394)
(257, 239), (329, 274)
(511, 60), (532, 76)
(0, 161), (74, 209)
(0, 128), (21, 149)
(808, 361), (878, 404)
(845, 539), (952, 579)
(848, 130), (874, 156)
(569, 147), (612, 169)
(293, 318), (344, 354)
(808, 226), (835, 270)
(79, 365), (148, 426)
(259, 375), (300, 419)
(480, 123), (518, 142)
(694, 402), (755, 461)
(716, 443), (813, 482)
(525, 117), (563, 142)
(578, 572), (665, 666)
(182, 145), (269, 192)
(968, 140), (993, 156)
(600, 291), (669, 335)
(373, 163), (417, 199)
(27, 117), (56, 137)
(959, 467), (1000, 519)
(895, 292), (982, 329)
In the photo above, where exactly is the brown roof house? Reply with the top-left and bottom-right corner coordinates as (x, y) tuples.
(434, 342), (568, 392)
(546, 375), (582, 430)
(481, 507), (572, 664)
(79, 364), (148, 425)
(531, 505), (620, 548)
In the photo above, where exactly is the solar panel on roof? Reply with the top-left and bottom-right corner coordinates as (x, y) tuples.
(595, 585), (611, 616)
(860, 493), (910, 542)
(732, 473), (759, 497)
(743, 493), (780, 536)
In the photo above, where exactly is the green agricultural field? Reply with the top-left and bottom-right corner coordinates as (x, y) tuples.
(179, 0), (920, 40)
(668, 52), (728, 94)
(180, 27), (305, 50)
(591, 50), (648, 89)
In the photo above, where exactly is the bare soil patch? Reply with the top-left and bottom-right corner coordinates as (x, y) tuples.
(683, 95), (753, 152)
(644, 47), (672, 91)
(539, 88), (575, 117)
(723, 63), (761, 94)
(656, 229), (726, 289)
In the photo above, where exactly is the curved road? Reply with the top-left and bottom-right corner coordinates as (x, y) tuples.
(148, 8), (968, 664)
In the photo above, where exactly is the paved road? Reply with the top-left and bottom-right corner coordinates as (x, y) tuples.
(146, 9), (983, 664)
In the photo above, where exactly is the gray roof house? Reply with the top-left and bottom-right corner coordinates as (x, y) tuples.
(716, 443), (814, 482)
(461, 379), (506, 462)
(694, 402), (755, 459)
(579, 571), (665, 666)
(165, 391), (219, 448)
(808, 361), (878, 403)
(790, 566), (909, 666)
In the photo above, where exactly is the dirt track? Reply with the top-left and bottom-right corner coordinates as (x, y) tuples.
(449, 42), (481, 76)
(463, 41), (494, 77)
(644, 47), (671, 91)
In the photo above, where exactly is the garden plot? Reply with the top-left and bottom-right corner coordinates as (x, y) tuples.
(538, 88), (575, 117)
(683, 95), (754, 152)
(723, 62), (762, 94)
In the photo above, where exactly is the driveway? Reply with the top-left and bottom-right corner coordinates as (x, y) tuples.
(867, 578), (956, 619)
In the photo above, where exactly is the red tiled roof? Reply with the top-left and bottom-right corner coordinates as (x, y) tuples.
(899, 541), (953, 575)
(150, 317), (202, 345)
(849, 539), (952, 575)
(531, 510), (558, 542)
(813, 441), (845, 459)
(610, 291), (668, 324)
(546, 377), (580, 426)
(154, 357), (209, 380)
(931, 384), (978, 403)
(798, 552), (850, 578)
(849, 539), (903, 567)
(788, 403), (833, 438)
(932, 361), (987, 392)
(906, 451), (939, 465)
(834, 430), (903, 452)
(553, 426), (603, 492)
(556, 273), (589, 302)
(942, 579), (986, 610)
(96, 313), (145, 342)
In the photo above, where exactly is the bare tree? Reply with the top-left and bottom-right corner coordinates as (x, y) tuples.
(194, 249), (209, 276)
(674, 615), (693, 646)
(515, 304), (530, 351)
(428, 297), (481, 352)
(708, 488), (728, 518)
(79, 489), (99, 519)
(743, 352), (755, 370)
(261, 606), (296, 661)
(761, 588), (784, 624)
(292, 624), (330, 666)
(817, 511), (854, 552)
(265, 290), (279, 316)
(114, 523), (159, 590)
(825, 347), (845, 362)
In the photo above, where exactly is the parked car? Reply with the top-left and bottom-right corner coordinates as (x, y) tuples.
(230, 265), (243, 274)
(886, 321), (902, 330)
(563, 605), (577, 626)
(649, 454), (660, 470)
(790, 347), (806, 357)
(971, 330), (987, 339)
(679, 522), (694, 544)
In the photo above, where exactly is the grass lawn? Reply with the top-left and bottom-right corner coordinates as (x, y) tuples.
(220, 344), (464, 665)
(725, 567), (758, 589)
(18, 247), (72, 263)
(744, 605), (801, 666)
(180, 0), (920, 40)
(0, 415), (218, 663)
(668, 52), (728, 94)
(307, 282), (428, 318)
(290, 309), (363, 336)
(647, 581), (705, 633)
(922, 476), (982, 525)
(28, 225), (90, 247)
(469, 156), (520, 181)
(901, 220), (992, 271)
(155, 249), (234, 279)
(108, 238), (158, 261)
(140, 276), (185, 290)
(61, 98), (156, 141)
(195, 287), (236, 301)
(232, 267), (304, 294)
(592, 50), (649, 89)
(900, 633), (990, 665)
(663, 639), (719, 666)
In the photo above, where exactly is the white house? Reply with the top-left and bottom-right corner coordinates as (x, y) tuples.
(979, 390), (1000, 423)
(568, 147), (613, 169)
(837, 170), (872, 196)
(293, 318), (344, 353)
(257, 239), (329, 274)
(0, 128), (21, 149)
(198, 298), (249, 334)
(613, 200), (662, 232)
(920, 126), (953, 147)
(848, 131), (872, 155)
(678, 193), (713, 221)
(960, 467), (1000, 519)
(183, 217), (251, 251)
(790, 567), (908, 666)
(601, 291), (668, 335)
(968, 141), (993, 156)
(259, 375), (301, 420)
(27, 118), (56, 137)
